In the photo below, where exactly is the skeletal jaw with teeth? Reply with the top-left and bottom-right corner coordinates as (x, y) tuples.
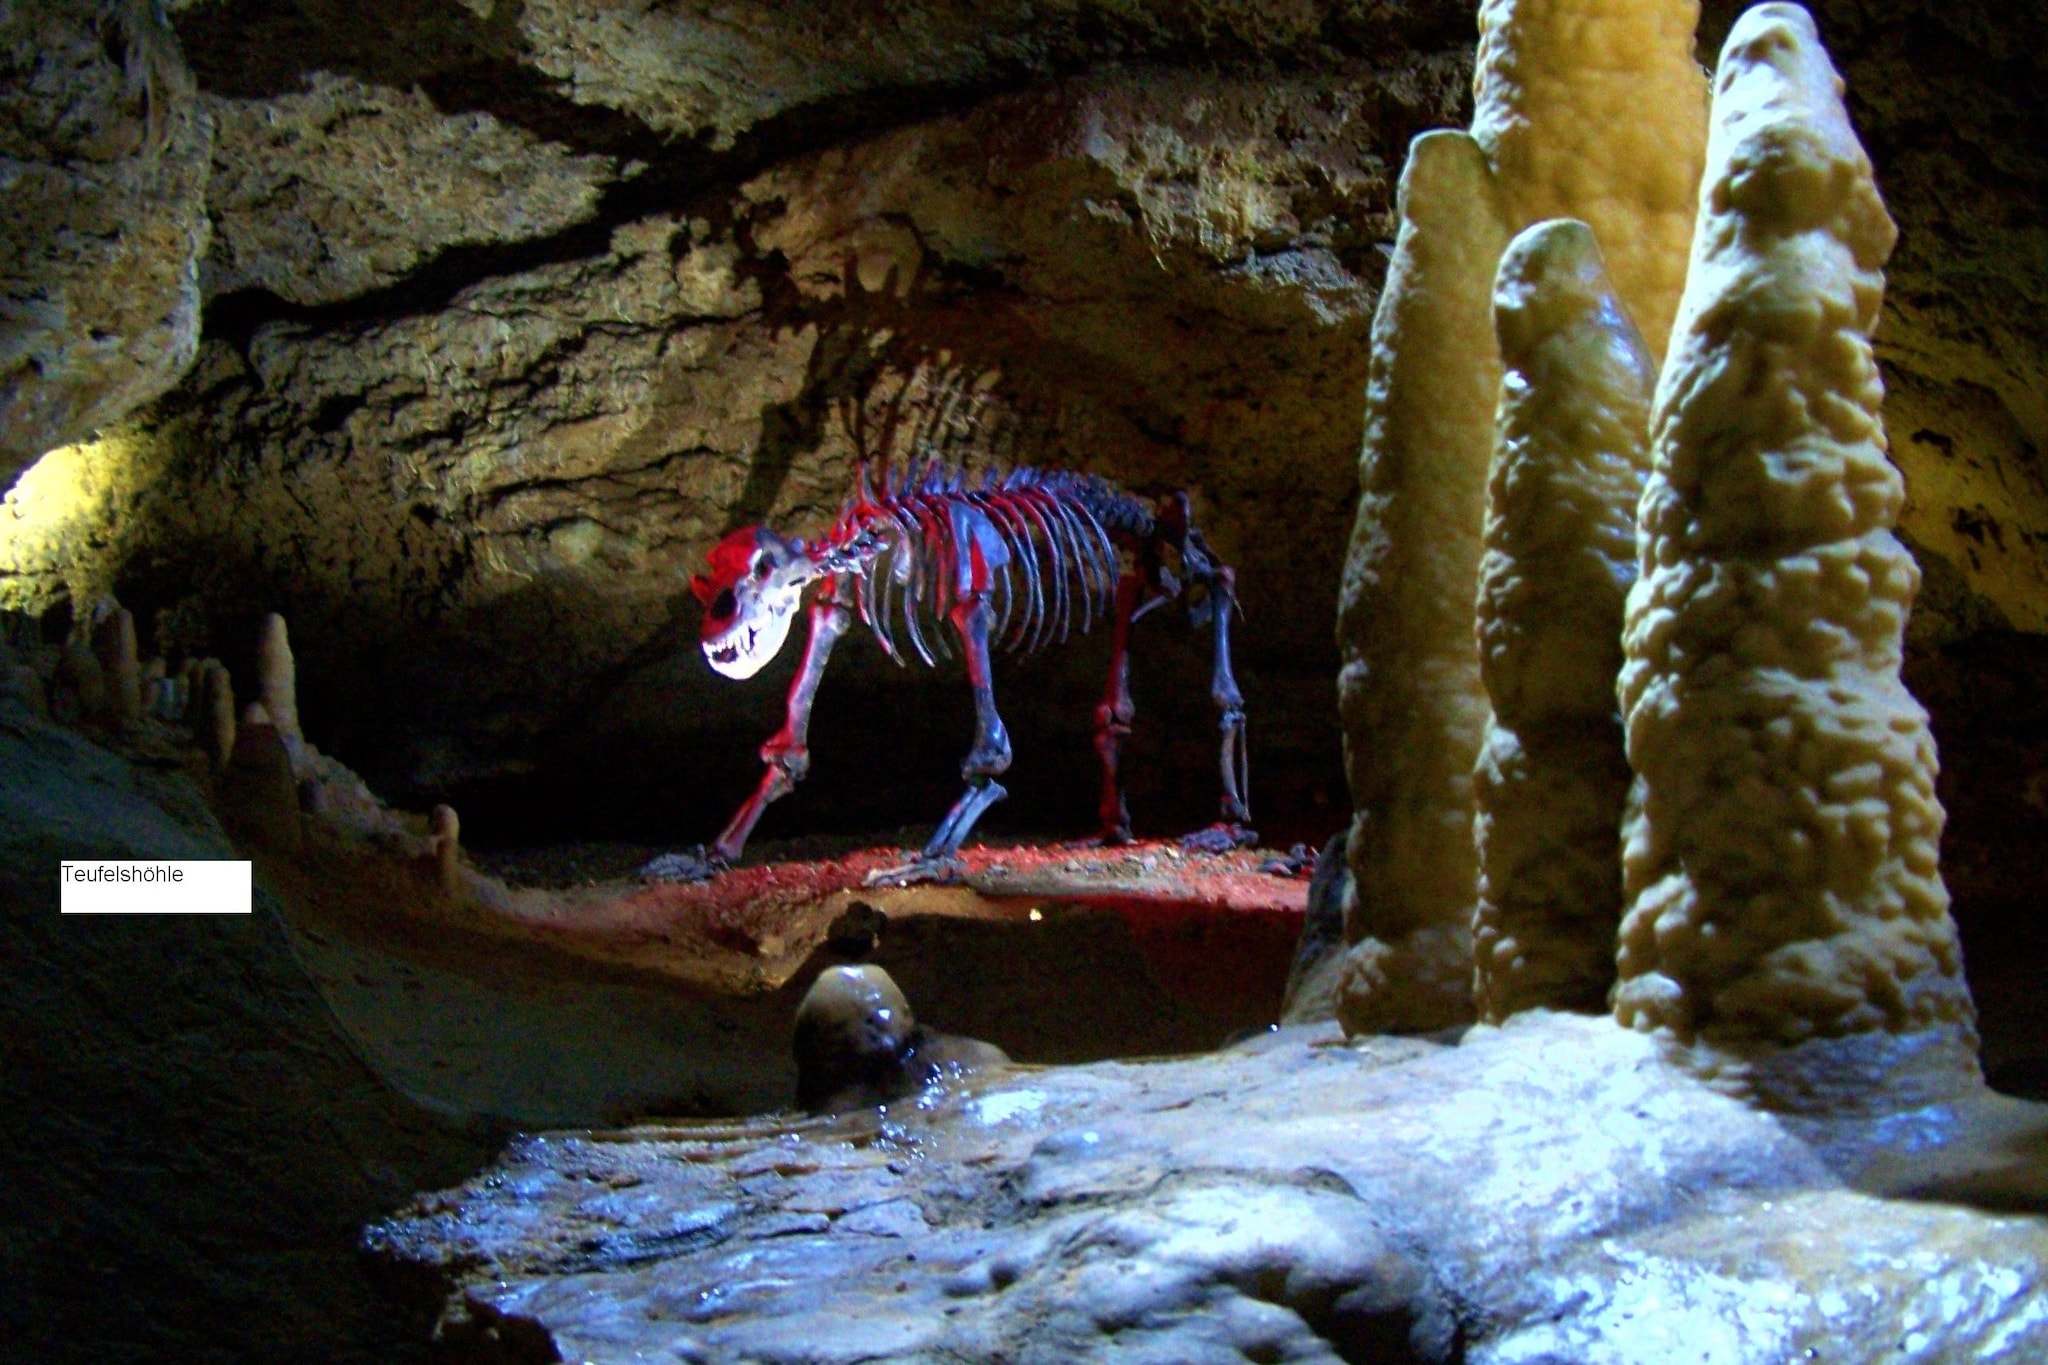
(692, 526), (816, 680)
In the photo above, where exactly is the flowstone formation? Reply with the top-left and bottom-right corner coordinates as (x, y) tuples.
(1614, 3), (1975, 1097)
(1472, 219), (1653, 1022)
(1334, 0), (1709, 1032)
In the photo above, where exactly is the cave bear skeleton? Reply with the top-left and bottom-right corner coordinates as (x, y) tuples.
(676, 448), (1253, 880)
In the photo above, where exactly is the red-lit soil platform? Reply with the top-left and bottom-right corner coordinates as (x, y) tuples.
(498, 840), (1311, 1062)
(266, 832), (1311, 1124)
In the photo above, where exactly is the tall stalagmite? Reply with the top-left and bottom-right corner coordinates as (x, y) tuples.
(1469, 0), (1709, 362)
(1614, 4), (1975, 1096)
(1335, 131), (1510, 1035)
(1472, 219), (1652, 1022)
(1335, 0), (1708, 1033)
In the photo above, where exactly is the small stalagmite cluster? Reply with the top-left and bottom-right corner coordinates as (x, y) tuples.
(1338, 0), (1978, 1092)
(5, 600), (464, 892)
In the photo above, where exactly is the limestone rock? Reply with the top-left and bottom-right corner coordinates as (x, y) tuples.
(508, 0), (1470, 146)
(0, 0), (212, 488)
(203, 73), (613, 307)
(1615, 4), (1975, 1084)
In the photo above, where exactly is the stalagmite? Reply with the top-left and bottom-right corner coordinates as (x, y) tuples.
(793, 965), (921, 1113)
(1469, 0), (1710, 362)
(1334, 0), (1711, 1034)
(219, 700), (302, 853)
(201, 658), (236, 774)
(179, 657), (204, 720)
(792, 964), (1007, 1113)
(256, 612), (301, 744)
(55, 634), (107, 727)
(1614, 4), (1975, 1098)
(91, 604), (141, 728)
(1334, 131), (1510, 1035)
(430, 804), (462, 893)
(1472, 219), (1653, 1022)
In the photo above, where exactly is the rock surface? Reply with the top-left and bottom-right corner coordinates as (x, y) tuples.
(0, 683), (493, 1362)
(270, 831), (1308, 1124)
(202, 72), (613, 307)
(0, 0), (212, 488)
(371, 1010), (2048, 1364)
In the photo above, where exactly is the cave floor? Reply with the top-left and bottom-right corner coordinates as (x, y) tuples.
(370, 1011), (2048, 1365)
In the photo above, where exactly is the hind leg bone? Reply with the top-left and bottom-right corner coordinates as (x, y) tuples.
(1091, 570), (1143, 844)
(1183, 561), (1256, 852)
(869, 593), (1011, 884)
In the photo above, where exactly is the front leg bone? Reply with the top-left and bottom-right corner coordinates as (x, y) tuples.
(710, 596), (851, 864)
(1181, 560), (1256, 853)
(925, 592), (1011, 861)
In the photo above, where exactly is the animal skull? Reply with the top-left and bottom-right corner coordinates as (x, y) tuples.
(692, 527), (812, 679)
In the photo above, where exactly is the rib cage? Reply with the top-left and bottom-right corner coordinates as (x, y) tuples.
(817, 461), (1157, 666)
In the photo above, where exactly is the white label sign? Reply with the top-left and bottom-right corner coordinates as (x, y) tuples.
(60, 861), (254, 914)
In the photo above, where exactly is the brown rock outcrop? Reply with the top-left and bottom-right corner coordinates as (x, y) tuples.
(202, 72), (613, 307)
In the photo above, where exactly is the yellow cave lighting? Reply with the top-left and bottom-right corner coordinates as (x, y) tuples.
(0, 431), (155, 616)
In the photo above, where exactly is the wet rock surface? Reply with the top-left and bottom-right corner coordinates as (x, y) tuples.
(371, 1011), (2048, 1364)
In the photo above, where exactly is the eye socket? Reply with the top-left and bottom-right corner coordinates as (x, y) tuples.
(711, 588), (737, 619)
(752, 558), (772, 580)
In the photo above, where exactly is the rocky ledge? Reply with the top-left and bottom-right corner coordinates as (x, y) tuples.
(370, 1012), (2048, 1363)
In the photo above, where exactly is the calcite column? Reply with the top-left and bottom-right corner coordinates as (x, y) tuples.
(1472, 220), (1653, 1022)
(1614, 4), (1976, 1097)
(1335, 132), (1510, 1036)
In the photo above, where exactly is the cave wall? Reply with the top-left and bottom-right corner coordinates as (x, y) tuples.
(3, 1), (1478, 850)
(0, 0), (2039, 881)
(0, 0), (212, 487)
